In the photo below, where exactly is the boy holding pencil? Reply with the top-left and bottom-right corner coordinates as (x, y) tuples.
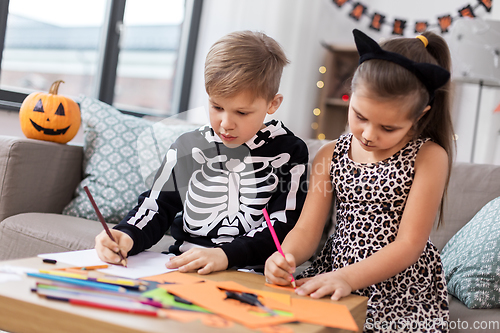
(95, 30), (308, 275)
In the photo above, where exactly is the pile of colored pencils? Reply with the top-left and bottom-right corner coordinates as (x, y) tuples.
(29, 269), (166, 317)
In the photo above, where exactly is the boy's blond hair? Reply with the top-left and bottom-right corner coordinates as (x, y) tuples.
(204, 31), (289, 102)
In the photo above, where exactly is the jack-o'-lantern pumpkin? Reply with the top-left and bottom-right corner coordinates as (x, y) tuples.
(19, 80), (80, 144)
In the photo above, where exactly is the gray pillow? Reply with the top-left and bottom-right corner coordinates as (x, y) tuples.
(441, 195), (500, 308)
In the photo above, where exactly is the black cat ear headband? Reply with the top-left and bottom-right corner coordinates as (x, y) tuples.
(352, 29), (450, 103)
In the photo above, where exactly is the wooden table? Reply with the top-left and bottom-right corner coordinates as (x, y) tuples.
(0, 257), (367, 333)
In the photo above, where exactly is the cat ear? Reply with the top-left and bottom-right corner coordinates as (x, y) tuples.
(353, 29), (382, 58)
(413, 63), (451, 93)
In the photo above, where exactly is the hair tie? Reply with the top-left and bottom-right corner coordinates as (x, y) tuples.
(416, 35), (428, 48)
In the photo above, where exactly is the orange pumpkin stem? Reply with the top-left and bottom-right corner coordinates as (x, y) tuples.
(49, 80), (65, 95)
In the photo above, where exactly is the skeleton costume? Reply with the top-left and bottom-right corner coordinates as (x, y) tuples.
(114, 120), (308, 269)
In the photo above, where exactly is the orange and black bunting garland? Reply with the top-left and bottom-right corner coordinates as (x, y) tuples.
(331, 0), (493, 35)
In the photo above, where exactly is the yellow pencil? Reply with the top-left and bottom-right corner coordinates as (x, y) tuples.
(39, 270), (87, 280)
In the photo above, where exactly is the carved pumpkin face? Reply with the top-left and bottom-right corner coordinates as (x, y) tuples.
(19, 80), (81, 144)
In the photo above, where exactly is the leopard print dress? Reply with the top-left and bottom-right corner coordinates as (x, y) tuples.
(297, 134), (449, 332)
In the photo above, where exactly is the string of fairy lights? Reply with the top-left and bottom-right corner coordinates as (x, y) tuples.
(311, 0), (494, 140)
(312, 62), (354, 140)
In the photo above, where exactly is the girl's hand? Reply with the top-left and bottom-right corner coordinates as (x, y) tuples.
(264, 251), (296, 286)
(95, 229), (133, 265)
(295, 270), (352, 301)
(166, 247), (228, 275)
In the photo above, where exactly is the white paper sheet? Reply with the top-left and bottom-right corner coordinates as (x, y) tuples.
(38, 249), (177, 279)
(0, 265), (38, 283)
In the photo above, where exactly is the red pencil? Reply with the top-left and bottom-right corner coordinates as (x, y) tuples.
(70, 299), (166, 317)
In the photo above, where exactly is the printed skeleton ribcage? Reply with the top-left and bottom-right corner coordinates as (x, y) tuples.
(183, 148), (290, 244)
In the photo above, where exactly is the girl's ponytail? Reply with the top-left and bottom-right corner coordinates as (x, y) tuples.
(419, 31), (455, 227)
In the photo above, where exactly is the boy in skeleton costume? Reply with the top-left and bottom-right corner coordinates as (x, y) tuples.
(95, 31), (309, 274)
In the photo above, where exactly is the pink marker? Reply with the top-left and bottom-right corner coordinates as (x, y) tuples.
(263, 208), (296, 289)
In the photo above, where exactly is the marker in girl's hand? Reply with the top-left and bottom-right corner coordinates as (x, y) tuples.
(262, 208), (296, 289)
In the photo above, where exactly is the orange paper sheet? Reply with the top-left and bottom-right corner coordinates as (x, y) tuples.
(164, 280), (296, 329)
(163, 279), (358, 331)
(140, 271), (205, 284)
(291, 298), (358, 332)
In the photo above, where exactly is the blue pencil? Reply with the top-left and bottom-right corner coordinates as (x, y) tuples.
(27, 272), (127, 293)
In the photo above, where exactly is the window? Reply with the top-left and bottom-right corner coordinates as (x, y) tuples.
(115, 0), (184, 115)
(0, 0), (201, 116)
(2, 0), (106, 97)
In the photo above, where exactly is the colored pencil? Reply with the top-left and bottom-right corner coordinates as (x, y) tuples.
(83, 186), (128, 267)
(70, 299), (166, 317)
(35, 283), (162, 308)
(27, 272), (128, 293)
(34, 286), (165, 316)
(60, 267), (148, 285)
(38, 270), (146, 290)
(75, 265), (110, 270)
(262, 208), (296, 289)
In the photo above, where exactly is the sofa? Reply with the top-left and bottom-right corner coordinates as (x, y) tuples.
(1, 131), (500, 331)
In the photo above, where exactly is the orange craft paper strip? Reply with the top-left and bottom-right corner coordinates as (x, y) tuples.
(290, 298), (359, 332)
(265, 283), (296, 292)
(140, 271), (205, 284)
(165, 280), (296, 329)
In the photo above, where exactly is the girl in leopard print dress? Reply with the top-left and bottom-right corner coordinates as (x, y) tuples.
(265, 29), (454, 332)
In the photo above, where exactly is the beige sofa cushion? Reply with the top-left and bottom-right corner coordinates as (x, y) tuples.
(0, 136), (82, 221)
(0, 213), (175, 260)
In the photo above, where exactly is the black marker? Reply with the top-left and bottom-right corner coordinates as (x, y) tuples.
(43, 258), (57, 264)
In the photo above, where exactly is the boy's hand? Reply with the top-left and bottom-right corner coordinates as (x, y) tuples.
(166, 247), (228, 274)
(95, 229), (133, 265)
(264, 251), (296, 286)
(295, 270), (352, 301)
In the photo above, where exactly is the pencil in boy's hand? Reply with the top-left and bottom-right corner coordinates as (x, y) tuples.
(262, 208), (296, 289)
(83, 186), (128, 267)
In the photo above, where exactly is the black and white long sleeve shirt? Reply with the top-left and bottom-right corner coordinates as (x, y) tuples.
(114, 120), (309, 268)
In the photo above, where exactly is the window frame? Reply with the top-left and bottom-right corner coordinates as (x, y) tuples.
(0, 0), (202, 117)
